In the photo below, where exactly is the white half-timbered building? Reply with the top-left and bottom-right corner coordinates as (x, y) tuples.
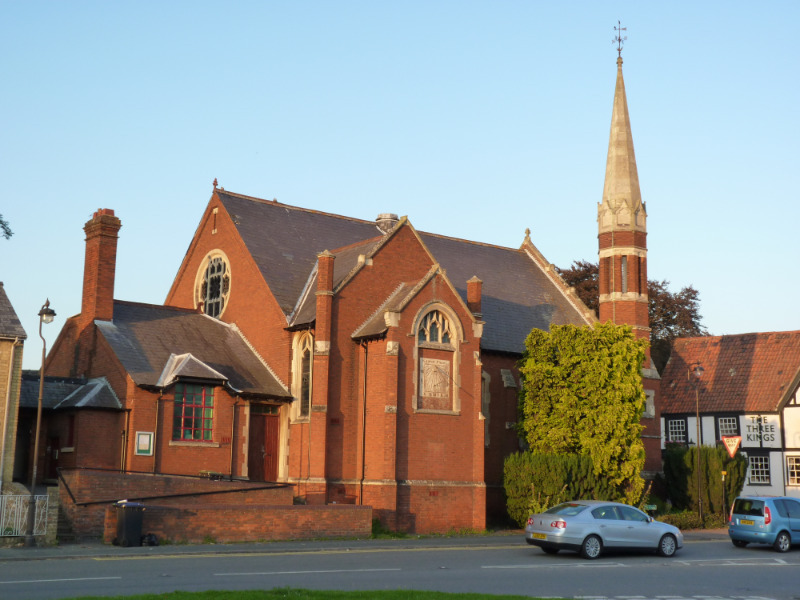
(661, 331), (800, 497)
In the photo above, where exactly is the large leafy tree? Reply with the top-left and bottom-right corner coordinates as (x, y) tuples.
(518, 322), (648, 504)
(0, 214), (11, 239)
(557, 260), (707, 373)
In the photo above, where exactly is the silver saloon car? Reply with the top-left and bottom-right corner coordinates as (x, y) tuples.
(525, 500), (683, 559)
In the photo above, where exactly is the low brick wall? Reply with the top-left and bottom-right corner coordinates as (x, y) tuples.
(103, 502), (372, 544)
(61, 469), (371, 543)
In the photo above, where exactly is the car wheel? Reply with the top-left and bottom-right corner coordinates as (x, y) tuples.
(657, 534), (677, 557)
(580, 535), (602, 559)
(773, 531), (791, 553)
(732, 539), (748, 548)
(541, 547), (559, 555)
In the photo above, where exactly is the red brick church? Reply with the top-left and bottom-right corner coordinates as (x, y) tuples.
(42, 52), (659, 533)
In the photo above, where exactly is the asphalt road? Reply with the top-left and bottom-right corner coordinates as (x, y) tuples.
(0, 530), (797, 600)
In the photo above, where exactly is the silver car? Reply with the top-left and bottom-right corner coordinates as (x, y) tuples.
(525, 500), (683, 559)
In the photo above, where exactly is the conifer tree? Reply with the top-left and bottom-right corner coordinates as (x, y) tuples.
(518, 322), (648, 504)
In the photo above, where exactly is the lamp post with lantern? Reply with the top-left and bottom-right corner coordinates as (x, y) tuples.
(689, 361), (705, 525)
(24, 300), (56, 547)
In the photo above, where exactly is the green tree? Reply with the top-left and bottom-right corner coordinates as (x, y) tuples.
(517, 322), (648, 504)
(0, 214), (11, 240)
(557, 261), (707, 373)
(662, 443), (746, 515)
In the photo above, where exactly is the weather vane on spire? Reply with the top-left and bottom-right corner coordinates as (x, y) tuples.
(613, 20), (627, 58)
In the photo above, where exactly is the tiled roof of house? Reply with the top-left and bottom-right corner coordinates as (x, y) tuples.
(96, 301), (290, 399)
(661, 331), (800, 414)
(0, 283), (26, 339)
(218, 190), (591, 354)
(20, 372), (121, 410)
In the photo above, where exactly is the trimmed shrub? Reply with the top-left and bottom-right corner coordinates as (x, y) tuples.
(503, 451), (618, 527)
(662, 443), (746, 515)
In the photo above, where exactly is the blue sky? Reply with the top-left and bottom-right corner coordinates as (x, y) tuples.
(2, 1), (799, 370)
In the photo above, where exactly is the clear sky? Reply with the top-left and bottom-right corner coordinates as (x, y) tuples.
(2, 1), (799, 370)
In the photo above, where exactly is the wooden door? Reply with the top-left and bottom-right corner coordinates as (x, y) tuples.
(247, 405), (280, 482)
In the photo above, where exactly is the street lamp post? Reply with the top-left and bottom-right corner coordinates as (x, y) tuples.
(689, 362), (705, 525)
(24, 300), (56, 547)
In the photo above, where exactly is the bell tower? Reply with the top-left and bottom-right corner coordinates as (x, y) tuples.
(597, 26), (662, 475)
(597, 31), (648, 339)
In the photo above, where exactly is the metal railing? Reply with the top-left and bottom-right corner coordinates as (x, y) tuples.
(0, 494), (48, 537)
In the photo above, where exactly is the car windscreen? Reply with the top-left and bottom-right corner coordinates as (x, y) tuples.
(544, 503), (588, 516)
(733, 498), (764, 517)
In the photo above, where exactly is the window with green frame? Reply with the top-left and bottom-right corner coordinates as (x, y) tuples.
(172, 383), (214, 441)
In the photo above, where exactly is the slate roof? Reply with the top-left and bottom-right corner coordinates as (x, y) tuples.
(419, 233), (587, 353)
(219, 191), (382, 315)
(661, 331), (800, 414)
(95, 301), (290, 399)
(20, 371), (121, 410)
(0, 282), (26, 339)
(352, 282), (419, 340)
(218, 190), (590, 355)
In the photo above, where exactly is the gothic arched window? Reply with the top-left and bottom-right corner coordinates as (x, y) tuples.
(414, 306), (460, 413)
(292, 332), (313, 420)
(417, 310), (452, 346)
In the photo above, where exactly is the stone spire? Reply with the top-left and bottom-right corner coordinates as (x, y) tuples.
(597, 51), (649, 334)
(598, 56), (646, 234)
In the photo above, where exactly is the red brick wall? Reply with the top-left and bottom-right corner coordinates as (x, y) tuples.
(480, 352), (524, 525)
(60, 469), (295, 538)
(103, 502), (371, 544)
(164, 195), (294, 381)
(125, 385), (245, 478)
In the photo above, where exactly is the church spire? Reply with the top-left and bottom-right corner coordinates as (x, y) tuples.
(599, 51), (644, 233)
(597, 25), (648, 334)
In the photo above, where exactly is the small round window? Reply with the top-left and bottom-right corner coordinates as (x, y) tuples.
(197, 254), (230, 318)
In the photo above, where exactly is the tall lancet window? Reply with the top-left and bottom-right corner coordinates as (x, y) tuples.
(621, 256), (628, 294)
(414, 306), (461, 414)
(292, 332), (313, 420)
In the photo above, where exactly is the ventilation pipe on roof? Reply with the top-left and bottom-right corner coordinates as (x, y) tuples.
(376, 213), (399, 234)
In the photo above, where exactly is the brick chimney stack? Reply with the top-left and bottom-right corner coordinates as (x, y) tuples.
(81, 209), (121, 327)
(466, 276), (482, 316)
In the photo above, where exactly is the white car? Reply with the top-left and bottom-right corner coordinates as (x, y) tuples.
(525, 500), (683, 559)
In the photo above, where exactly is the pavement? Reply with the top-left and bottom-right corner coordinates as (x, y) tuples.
(0, 529), (730, 562)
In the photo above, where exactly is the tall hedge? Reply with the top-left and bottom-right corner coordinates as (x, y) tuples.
(517, 322), (648, 504)
(662, 443), (746, 514)
(504, 451), (616, 527)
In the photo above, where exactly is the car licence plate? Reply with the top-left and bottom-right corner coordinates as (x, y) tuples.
(740, 519), (754, 525)
(532, 533), (547, 540)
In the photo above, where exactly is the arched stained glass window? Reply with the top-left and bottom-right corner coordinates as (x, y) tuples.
(199, 255), (230, 318)
(417, 310), (452, 345)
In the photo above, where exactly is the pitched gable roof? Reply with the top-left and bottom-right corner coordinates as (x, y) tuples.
(20, 372), (121, 410)
(96, 301), (290, 399)
(156, 353), (228, 388)
(216, 189), (593, 354)
(661, 331), (800, 414)
(420, 233), (590, 353)
(218, 190), (381, 315)
(0, 282), (26, 339)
